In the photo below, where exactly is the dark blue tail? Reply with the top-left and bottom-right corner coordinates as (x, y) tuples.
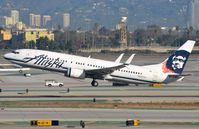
(162, 40), (195, 74)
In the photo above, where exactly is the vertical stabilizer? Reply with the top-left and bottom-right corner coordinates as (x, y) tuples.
(162, 40), (195, 74)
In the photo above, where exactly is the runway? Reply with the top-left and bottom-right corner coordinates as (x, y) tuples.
(0, 108), (199, 122)
(1, 74), (199, 103)
(0, 108), (199, 129)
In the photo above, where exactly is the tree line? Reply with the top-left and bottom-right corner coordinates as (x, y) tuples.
(0, 25), (198, 51)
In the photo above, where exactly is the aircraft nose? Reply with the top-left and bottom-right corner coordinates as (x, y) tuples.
(4, 53), (12, 60)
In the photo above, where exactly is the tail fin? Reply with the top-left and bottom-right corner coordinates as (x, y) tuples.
(162, 40), (195, 74)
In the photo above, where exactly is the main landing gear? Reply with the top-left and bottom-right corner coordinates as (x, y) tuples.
(91, 79), (98, 87)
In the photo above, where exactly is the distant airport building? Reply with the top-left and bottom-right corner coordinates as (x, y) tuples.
(15, 21), (26, 30)
(29, 13), (41, 27)
(189, 0), (199, 30)
(0, 17), (3, 26)
(0, 28), (12, 41)
(116, 17), (128, 48)
(11, 10), (19, 26)
(63, 13), (70, 28)
(34, 15), (41, 27)
(23, 28), (54, 42)
(42, 15), (51, 27)
(3, 16), (13, 28)
(29, 13), (33, 26)
(2, 10), (20, 28)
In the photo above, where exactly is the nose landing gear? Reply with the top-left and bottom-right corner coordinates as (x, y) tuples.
(91, 79), (98, 87)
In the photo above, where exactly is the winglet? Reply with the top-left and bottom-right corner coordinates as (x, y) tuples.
(125, 54), (135, 64)
(115, 53), (124, 63)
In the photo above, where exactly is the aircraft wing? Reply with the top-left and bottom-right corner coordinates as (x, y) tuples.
(0, 64), (18, 68)
(85, 64), (126, 79)
(125, 54), (135, 64)
(115, 53), (124, 63)
(0, 64), (30, 72)
(0, 68), (30, 72)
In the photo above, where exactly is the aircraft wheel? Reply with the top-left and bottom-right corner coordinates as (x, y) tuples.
(91, 80), (98, 87)
(48, 84), (52, 87)
(59, 84), (63, 87)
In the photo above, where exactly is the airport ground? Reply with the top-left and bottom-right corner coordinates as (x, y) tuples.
(0, 52), (199, 129)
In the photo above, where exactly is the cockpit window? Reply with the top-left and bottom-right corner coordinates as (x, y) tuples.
(12, 50), (20, 54)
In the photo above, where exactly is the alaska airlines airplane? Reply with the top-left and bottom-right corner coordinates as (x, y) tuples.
(4, 40), (195, 86)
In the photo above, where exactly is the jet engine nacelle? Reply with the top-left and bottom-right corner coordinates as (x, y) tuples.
(65, 68), (85, 79)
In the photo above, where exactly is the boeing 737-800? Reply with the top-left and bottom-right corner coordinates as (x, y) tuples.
(4, 40), (195, 86)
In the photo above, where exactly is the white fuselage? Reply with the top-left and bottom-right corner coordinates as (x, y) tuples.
(4, 49), (168, 84)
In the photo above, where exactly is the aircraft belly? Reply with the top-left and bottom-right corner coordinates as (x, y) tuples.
(106, 75), (149, 84)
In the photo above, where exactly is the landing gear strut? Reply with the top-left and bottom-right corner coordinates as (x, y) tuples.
(91, 79), (98, 87)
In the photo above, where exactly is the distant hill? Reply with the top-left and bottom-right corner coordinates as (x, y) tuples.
(0, 0), (190, 30)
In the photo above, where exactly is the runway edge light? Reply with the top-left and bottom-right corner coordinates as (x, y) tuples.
(126, 119), (140, 126)
(149, 83), (162, 87)
(30, 120), (59, 126)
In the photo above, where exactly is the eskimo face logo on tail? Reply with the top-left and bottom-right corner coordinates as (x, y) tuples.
(162, 50), (189, 74)
(171, 55), (186, 70)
